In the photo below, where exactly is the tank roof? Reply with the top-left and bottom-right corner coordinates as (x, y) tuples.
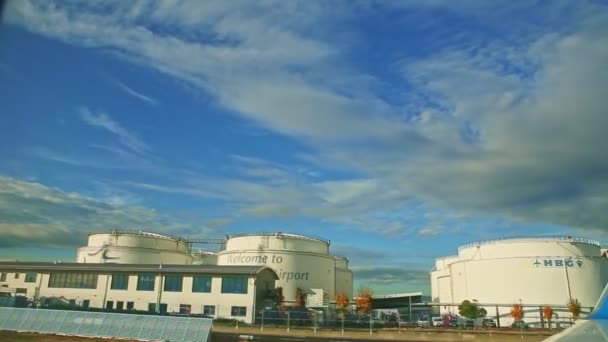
(226, 232), (330, 245)
(458, 235), (600, 252)
(89, 230), (190, 244)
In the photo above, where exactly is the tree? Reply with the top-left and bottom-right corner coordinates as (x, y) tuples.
(568, 298), (581, 321)
(511, 304), (524, 321)
(458, 300), (486, 320)
(268, 287), (284, 309)
(355, 287), (373, 314)
(335, 293), (350, 318)
(295, 288), (307, 308)
(543, 306), (554, 328)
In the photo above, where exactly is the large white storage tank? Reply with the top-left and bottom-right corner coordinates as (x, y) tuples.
(77, 230), (193, 264)
(431, 236), (608, 324)
(217, 232), (353, 305)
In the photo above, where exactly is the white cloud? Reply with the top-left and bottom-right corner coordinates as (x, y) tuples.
(0, 176), (217, 248)
(113, 79), (158, 105)
(4, 1), (608, 235)
(79, 107), (149, 155)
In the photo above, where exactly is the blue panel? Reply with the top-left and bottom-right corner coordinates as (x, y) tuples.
(0, 308), (212, 342)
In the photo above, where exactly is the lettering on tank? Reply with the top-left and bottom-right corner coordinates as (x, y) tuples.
(223, 253), (312, 282)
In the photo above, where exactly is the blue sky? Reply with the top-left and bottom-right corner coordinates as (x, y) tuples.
(1, 0), (607, 295)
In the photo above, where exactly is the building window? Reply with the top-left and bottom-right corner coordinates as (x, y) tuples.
(179, 304), (191, 314)
(221, 277), (248, 294)
(116, 301), (124, 310)
(110, 274), (129, 290)
(136, 274), (156, 291)
(192, 276), (212, 293)
(163, 275), (183, 292)
(48, 273), (98, 289)
(1, 273), (7, 281)
(24, 273), (37, 283)
(203, 305), (215, 316)
(148, 303), (156, 312)
(127, 301), (134, 310)
(14, 273), (20, 279)
(159, 303), (168, 314)
(82, 300), (90, 309)
(68, 299), (76, 307)
(106, 301), (114, 310)
(231, 306), (247, 317)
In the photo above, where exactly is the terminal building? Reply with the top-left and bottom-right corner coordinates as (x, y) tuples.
(0, 230), (353, 323)
(431, 236), (608, 326)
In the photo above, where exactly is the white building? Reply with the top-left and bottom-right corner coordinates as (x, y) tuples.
(217, 232), (353, 305)
(431, 236), (608, 326)
(0, 262), (276, 324)
(0, 230), (354, 323)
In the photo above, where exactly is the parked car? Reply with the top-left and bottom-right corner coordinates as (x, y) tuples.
(432, 316), (444, 327)
(482, 318), (497, 328)
(417, 318), (431, 327)
(448, 319), (459, 327)
(512, 320), (528, 329)
(461, 319), (475, 328)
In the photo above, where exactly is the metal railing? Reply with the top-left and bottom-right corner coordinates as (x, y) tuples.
(458, 235), (601, 251)
(0, 307), (212, 341)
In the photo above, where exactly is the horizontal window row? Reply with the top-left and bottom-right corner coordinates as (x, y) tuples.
(0, 272), (37, 283)
(35, 272), (248, 294)
(48, 273), (98, 289)
(40, 297), (243, 317)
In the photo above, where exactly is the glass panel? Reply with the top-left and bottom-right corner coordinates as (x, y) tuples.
(48, 273), (97, 289)
(231, 306), (246, 316)
(221, 277), (248, 294)
(137, 274), (156, 291)
(192, 276), (212, 293)
(163, 275), (183, 292)
(24, 273), (37, 283)
(111, 274), (129, 290)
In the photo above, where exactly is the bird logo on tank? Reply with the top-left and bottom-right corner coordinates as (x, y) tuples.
(533, 258), (583, 268)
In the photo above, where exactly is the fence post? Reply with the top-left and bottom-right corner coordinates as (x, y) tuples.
(261, 310), (264, 331)
(539, 306), (544, 329)
(236, 319), (239, 331)
(313, 311), (317, 334)
(341, 315), (344, 335)
(369, 316), (373, 335)
(496, 305), (500, 328)
(287, 311), (290, 333)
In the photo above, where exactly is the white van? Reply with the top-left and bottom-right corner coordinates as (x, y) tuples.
(432, 317), (444, 327)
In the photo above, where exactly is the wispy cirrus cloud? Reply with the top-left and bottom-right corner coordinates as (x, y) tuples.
(113, 79), (158, 105)
(79, 107), (149, 155)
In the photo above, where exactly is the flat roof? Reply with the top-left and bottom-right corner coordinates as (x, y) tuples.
(0, 262), (278, 279)
(372, 292), (424, 299)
